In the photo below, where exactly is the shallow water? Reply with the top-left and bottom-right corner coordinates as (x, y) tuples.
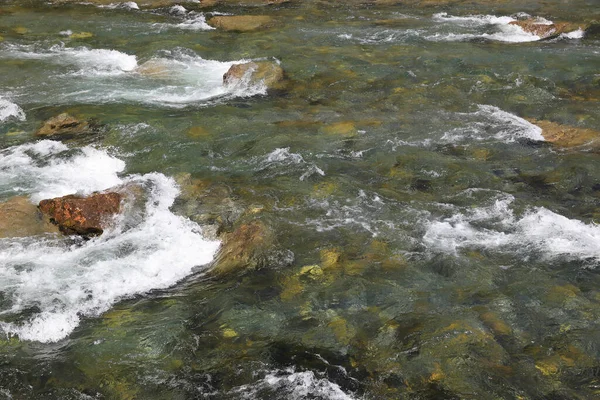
(1, 0), (600, 398)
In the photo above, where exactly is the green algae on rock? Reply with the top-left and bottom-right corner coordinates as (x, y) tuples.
(35, 113), (99, 138)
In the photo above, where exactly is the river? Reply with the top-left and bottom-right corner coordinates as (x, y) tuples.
(0, 0), (599, 398)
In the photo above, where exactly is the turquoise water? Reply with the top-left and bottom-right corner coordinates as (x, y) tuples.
(1, 0), (600, 398)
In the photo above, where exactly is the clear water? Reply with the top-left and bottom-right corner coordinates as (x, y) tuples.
(0, 0), (600, 398)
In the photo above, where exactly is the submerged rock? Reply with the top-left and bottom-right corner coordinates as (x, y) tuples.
(135, 59), (171, 78)
(509, 19), (584, 39)
(0, 196), (59, 238)
(212, 221), (271, 274)
(528, 119), (600, 149)
(208, 15), (274, 32)
(212, 220), (291, 275)
(173, 173), (244, 237)
(38, 192), (122, 236)
(35, 113), (98, 138)
(223, 61), (285, 90)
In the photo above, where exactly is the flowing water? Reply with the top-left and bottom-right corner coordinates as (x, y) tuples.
(0, 0), (600, 398)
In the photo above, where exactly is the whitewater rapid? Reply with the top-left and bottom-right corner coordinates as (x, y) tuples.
(0, 141), (220, 342)
(0, 44), (267, 107)
(424, 191), (600, 263)
(0, 96), (26, 123)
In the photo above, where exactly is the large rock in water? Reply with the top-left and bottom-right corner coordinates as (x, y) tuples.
(528, 119), (600, 149)
(35, 113), (96, 138)
(223, 61), (285, 90)
(509, 19), (584, 39)
(0, 196), (59, 238)
(212, 221), (271, 274)
(207, 15), (274, 32)
(38, 192), (122, 236)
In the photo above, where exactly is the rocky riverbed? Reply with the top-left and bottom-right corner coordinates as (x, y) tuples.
(1, 0), (600, 398)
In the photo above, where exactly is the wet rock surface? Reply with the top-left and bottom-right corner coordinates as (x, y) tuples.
(223, 61), (285, 90)
(38, 192), (122, 236)
(35, 113), (98, 138)
(529, 119), (600, 149)
(0, 196), (59, 238)
(212, 220), (292, 274)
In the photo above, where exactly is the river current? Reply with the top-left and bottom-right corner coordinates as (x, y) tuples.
(0, 0), (599, 398)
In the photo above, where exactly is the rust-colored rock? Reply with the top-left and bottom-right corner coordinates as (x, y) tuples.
(207, 15), (274, 32)
(39, 192), (122, 236)
(527, 119), (600, 149)
(35, 113), (93, 138)
(509, 20), (583, 39)
(0, 196), (59, 238)
(223, 61), (285, 90)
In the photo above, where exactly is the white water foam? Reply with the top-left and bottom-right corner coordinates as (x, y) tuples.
(126, 51), (264, 105)
(0, 43), (138, 75)
(152, 8), (214, 31)
(441, 105), (544, 143)
(0, 96), (26, 123)
(257, 148), (324, 180)
(433, 12), (517, 27)
(169, 5), (187, 15)
(0, 45), (267, 107)
(338, 29), (423, 45)
(424, 193), (600, 262)
(265, 147), (304, 164)
(429, 13), (546, 43)
(228, 368), (356, 400)
(97, 1), (140, 10)
(0, 140), (125, 202)
(0, 142), (220, 342)
(173, 12), (214, 30)
(560, 29), (585, 39)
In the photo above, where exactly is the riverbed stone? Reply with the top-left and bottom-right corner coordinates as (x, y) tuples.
(207, 15), (274, 32)
(0, 196), (59, 238)
(212, 220), (274, 274)
(70, 32), (94, 39)
(35, 113), (96, 138)
(38, 192), (122, 236)
(322, 121), (357, 137)
(223, 61), (285, 90)
(135, 59), (171, 77)
(528, 119), (600, 149)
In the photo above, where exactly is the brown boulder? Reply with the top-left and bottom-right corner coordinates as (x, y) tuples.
(0, 196), (59, 238)
(223, 61), (285, 90)
(207, 15), (274, 32)
(35, 113), (95, 138)
(38, 192), (122, 236)
(509, 20), (583, 39)
(528, 119), (600, 149)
